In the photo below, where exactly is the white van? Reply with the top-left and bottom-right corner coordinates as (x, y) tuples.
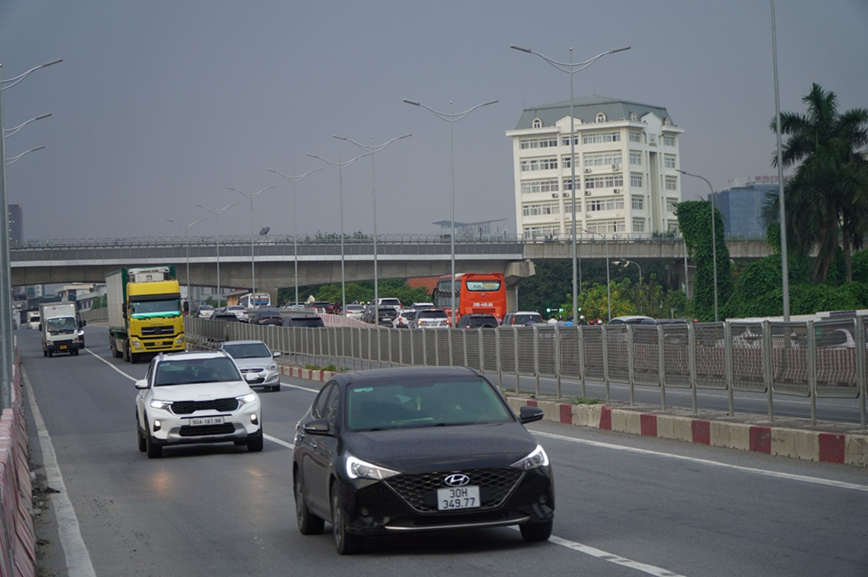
(26, 310), (41, 330)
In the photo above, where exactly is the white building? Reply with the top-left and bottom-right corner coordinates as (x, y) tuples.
(506, 96), (684, 239)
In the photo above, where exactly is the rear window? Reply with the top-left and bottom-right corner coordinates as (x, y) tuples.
(285, 317), (325, 327)
(418, 310), (447, 319)
(515, 314), (541, 324)
(468, 316), (497, 328)
(379, 299), (401, 307)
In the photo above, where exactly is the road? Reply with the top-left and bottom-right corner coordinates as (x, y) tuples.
(20, 326), (868, 576)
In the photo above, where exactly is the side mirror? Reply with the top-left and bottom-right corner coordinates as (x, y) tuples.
(80, 320), (87, 328)
(134, 379), (148, 390)
(303, 419), (331, 435)
(272, 351), (282, 358)
(518, 405), (544, 425)
(38, 323), (42, 331)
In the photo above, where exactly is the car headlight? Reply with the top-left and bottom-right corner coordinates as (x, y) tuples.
(346, 455), (399, 480)
(267, 363), (278, 371)
(511, 445), (549, 470)
(131, 339), (144, 350)
(237, 392), (258, 405)
(175, 335), (185, 346)
(149, 399), (172, 410)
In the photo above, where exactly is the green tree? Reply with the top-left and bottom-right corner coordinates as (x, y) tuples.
(764, 83), (868, 283)
(677, 200), (733, 321)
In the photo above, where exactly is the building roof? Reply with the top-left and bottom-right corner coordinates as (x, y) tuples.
(514, 95), (673, 130)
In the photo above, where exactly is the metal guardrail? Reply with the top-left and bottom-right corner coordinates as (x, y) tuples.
(184, 316), (867, 427)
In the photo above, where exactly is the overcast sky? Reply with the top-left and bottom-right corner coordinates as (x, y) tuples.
(2, 0), (866, 240)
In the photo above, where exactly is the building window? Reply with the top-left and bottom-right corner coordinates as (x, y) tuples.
(562, 155), (579, 169)
(596, 113), (607, 123)
(629, 151), (641, 165)
(587, 198), (625, 212)
(663, 134), (675, 146)
(633, 219), (645, 232)
(664, 155), (676, 169)
(523, 202), (561, 217)
(565, 199), (581, 213)
(582, 131), (621, 145)
(630, 174), (643, 187)
(584, 175), (624, 189)
(520, 136), (558, 150)
(586, 220), (626, 234)
(631, 196), (644, 210)
(665, 176), (677, 191)
(628, 131), (641, 143)
(561, 135), (579, 147)
(667, 222), (679, 233)
(666, 198), (679, 212)
(563, 178), (578, 191)
(521, 180), (559, 194)
(523, 224), (560, 239)
(583, 151), (623, 168)
(520, 158), (558, 172)
(532, 118), (542, 129)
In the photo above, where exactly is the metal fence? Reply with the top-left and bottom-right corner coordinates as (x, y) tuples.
(185, 316), (867, 427)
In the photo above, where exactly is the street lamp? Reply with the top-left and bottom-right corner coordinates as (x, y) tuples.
(1, 58), (62, 410)
(167, 218), (206, 312)
(332, 134), (411, 310)
(5, 145), (45, 166)
(678, 170), (719, 322)
(583, 228), (611, 322)
(195, 202), (239, 308)
(306, 153), (370, 315)
(226, 185), (276, 301)
(511, 44), (630, 323)
(614, 259), (641, 283)
(265, 167), (321, 306)
(4, 113), (51, 138)
(770, 0), (790, 321)
(403, 98), (498, 325)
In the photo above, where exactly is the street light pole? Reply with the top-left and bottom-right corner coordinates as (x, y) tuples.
(195, 202), (238, 308)
(770, 0), (790, 321)
(167, 218), (206, 312)
(265, 168), (321, 306)
(583, 229), (611, 322)
(4, 113), (51, 138)
(678, 170), (719, 322)
(226, 185), (275, 300)
(306, 153), (370, 315)
(333, 134), (411, 310)
(1, 58), (62, 409)
(511, 44), (630, 323)
(403, 98), (498, 325)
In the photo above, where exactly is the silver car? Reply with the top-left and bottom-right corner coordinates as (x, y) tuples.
(219, 340), (282, 392)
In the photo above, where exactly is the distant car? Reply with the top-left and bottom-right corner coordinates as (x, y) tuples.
(134, 350), (263, 458)
(344, 304), (365, 321)
(211, 312), (243, 322)
(376, 298), (403, 313)
(411, 308), (449, 329)
(251, 307), (284, 326)
(309, 301), (337, 314)
(285, 302), (306, 310)
(410, 302), (434, 310)
(608, 315), (653, 325)
(225, 305), (250, 323)
(195, 305), (215, 319)
(393, 309), (417, 329)
(501, 312), (542, 327)
(817, 328), (857, 349)
(219, 340), (282, 392)
(283, 316), (326, 328)
(455, 313), (499, 329)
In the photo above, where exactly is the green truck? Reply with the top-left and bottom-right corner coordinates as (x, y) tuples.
(106, 266), (186, 363)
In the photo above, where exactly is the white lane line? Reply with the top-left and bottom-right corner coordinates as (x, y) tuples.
(532, 430), (868, 493)
(84, 349), (137, 382)
(279, 381), (320, 393)
(23, 367), (97, 577)
(265, 434), (294, 449)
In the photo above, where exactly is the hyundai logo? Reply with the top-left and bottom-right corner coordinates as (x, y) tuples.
(444, 474), (470, 487)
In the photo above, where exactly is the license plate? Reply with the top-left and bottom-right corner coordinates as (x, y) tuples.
(59, 345), (67, 350)
(437, 486), (480, 510)
(189, 416), (224, 426)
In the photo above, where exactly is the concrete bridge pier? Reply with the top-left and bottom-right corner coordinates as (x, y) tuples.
(504, 260), (536, 314)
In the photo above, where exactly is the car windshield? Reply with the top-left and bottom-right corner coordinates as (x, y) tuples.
(346, 377), (512, 431)
(516, 314), (541, 324)
(46, 317), (77, 334)
(154, 357), (242, 386)
(130, 298), (182, 319)
(222, 342), (271, 359)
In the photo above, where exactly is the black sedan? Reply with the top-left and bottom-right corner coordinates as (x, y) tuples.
(292, 366), (554, 554)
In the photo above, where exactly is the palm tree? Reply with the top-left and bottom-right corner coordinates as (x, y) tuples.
(764, 83), (868, 283)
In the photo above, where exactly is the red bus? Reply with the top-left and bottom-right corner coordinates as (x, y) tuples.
(434, 272), (507, 325)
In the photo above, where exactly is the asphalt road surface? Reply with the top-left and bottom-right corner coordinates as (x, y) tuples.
(20, 326), (868, 577)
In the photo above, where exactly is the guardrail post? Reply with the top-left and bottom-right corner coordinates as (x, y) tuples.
(688, 322), (697, 414)
(657, 323), (666, 410)
(448, 329), (453, 367)
(422, 328), (428, 367)
(762, 320), (774, 422)
(602, 325), (610, 403)
(578, 325), (586, 398)
(478, 328), (485, 376)
(857, 317), (866, 430)
(462, 330), (468, 369)
(725, 321), (734, 416)
(434, 329), (441, 367)
(496, 327), (503, 390)
(513, 326), (520, 394)
(554, 324), (561, 398)
(806, 320), (817, 426)
(533, 325), (540, 398)
(626, 325), (635, 405)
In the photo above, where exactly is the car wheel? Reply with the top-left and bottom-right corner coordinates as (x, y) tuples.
(331, 483), (364, 555)
(130, 352), (139, 364)
(47, 350), (53, 358)
(72, 349), (79, 356)
(122, 343), (130, 362)
(247, 427), (264, 452)
(42, 349), (47, 357)
(519, 520), (553, 543)
(145, 417), (162, 459)
(295, 476), (325, 535)
(271, 384), (281, 392)
(136, 415), (146, 453)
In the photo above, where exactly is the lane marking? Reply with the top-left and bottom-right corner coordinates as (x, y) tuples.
(23, 367), (97, 577)
(84, 348), (137, 382)
(532, 430), (868, 493)
(265, 434), (294, 449)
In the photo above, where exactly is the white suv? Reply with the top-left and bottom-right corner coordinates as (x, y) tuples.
(219, 340), (282, 392)
(135, 351), (263, 458)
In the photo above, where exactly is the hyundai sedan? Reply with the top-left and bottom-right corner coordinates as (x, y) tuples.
(292, 366), (554, 554)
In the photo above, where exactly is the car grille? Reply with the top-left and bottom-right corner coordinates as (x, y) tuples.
(171, 398), (239, 415)
(178, 423), (236, 437)
(384, 468), (524, 513)
(141, 325), (176, 336)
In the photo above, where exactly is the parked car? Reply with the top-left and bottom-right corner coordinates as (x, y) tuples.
(134, 350), (263, 458)
(283, 316), (326, 328)
(292, 366), (553, 554)
(344, 304), (365, 321)
(195, 304), (215, 319)
(219, 340), (282, 392)
(455, 313), (499, 329)
(251, 307), (284, 326)
(501, 312), (542, 327)
(224, 305), (250, 323)
(411, 308), (449, 329)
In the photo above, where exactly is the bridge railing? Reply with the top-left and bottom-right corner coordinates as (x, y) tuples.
(184, 316), (867, 428)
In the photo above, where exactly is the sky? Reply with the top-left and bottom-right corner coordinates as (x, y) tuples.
(1, 0), (866, 241)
